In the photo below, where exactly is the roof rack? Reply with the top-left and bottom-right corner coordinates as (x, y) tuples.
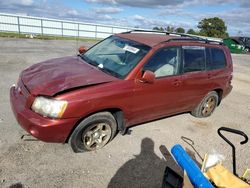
(123, 29), (224, 45)
(124, 29), (186, 36)
(122, 29), (168, 35)
(167, 38), (224, 45)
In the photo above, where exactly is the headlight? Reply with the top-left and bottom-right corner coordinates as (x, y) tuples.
(31, 96), (68, 118)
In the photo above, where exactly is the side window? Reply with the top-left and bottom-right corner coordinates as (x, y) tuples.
(143, 47), (181, 78)
(209, 48), (226, 70)
(183, 46), (205, 73)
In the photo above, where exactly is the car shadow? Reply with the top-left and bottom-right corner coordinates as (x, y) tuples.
(9, 183), (24, 188)
(123, 112), (189, 135)
(107, 137), (182, 188)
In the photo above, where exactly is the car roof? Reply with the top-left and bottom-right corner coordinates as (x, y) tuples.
(115, 32), (181, 47)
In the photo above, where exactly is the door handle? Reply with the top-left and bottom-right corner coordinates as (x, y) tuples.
(208, 73), (212, 79)
(172, 80), (181, 86)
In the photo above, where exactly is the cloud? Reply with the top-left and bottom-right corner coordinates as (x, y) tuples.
(116, 0), (185, 7)
(85, 0), (185, 8)
(239, 1), (250, 7)
(94, 7), (123, 14)
(67, 9), (79, 16)
(19, 0), (34, 6)
(199, 0), (250, 7)
(85, 0), (116, 4)
(212, 8), (250, 34)
(85, 0), (250, 9)
(159, 5), (250, 35)
(132, 14), (190, 30)
(102, 14), (113, 20)
(0, 0), (37, 16)
(0, 0), (34, 7)
(0, 0), (114, 23)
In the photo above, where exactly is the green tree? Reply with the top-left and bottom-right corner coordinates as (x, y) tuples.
(166, 26), (175, 33)
(153, 26), (160, 30)
(175, 27), (185, 33)
(198, 17), (228, 38)
(153, 26), (164, 31)
(187, 29), (196, 35)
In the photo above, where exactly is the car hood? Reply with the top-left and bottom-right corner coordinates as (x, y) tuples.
(21, 56), (118, 96)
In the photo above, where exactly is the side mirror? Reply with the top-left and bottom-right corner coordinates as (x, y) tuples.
(78, 46), (87, 54)
(139, 70), (155, 84)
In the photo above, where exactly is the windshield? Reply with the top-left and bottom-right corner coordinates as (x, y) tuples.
(81, 36), (151, 79)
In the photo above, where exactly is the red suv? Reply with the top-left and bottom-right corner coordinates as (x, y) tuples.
(10, 31), (233, 152)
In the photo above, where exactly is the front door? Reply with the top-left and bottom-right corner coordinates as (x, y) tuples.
(130, 46), (184, 124)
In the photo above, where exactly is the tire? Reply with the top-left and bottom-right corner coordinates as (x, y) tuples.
(69, 112), (117, 153)
(191, 91), (219, 118)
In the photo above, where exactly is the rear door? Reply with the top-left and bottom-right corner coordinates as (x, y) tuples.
(206, 47), (229, 91)
(180, 45), (211, 110)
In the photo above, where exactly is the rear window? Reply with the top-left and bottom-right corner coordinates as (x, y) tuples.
(209, 48), (226, 70)
(183, 46), (206, 73)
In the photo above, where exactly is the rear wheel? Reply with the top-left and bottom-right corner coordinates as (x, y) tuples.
(69, 112), (117, 152)
(191, 91), (219, 118)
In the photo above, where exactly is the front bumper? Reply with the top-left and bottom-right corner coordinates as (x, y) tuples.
(10, 86), (79, 143)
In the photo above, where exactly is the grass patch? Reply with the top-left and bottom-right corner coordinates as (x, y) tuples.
(0, 32), (100, 42)
(0, 32), (26, 38)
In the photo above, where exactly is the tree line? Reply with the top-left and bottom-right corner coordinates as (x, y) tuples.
(153, 17), (229, 39)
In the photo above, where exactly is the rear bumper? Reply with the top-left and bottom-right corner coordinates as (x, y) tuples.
(10, 86), (79, 143)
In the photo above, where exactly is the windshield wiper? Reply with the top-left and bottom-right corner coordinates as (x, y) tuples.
(80, 54), (98, 67)
(99, 67), (122, 79)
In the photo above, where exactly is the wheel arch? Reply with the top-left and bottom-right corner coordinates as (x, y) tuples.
(213, 88), (223, 105)
(65, 108), (126, 143)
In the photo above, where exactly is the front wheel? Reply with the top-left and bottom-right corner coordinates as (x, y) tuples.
(69, 112), (117, 152)
(191, 91), (219, 118)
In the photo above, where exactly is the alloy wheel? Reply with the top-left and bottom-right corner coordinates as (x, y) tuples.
(82, 123), (112, 151)
(201, 96), (216, 116)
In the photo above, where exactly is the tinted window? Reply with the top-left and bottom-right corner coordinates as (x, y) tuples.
(183, 46), (206, 73)
(143, 47), (181, 78)
(209, 48), (226, 70)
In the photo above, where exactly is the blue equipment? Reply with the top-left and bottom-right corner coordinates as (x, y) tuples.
(171, 144), (214, 188)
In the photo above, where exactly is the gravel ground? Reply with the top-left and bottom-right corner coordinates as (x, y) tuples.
(0, 37), (249, 188)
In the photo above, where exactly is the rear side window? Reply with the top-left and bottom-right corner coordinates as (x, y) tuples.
(183, 46), (206, 73)
(209, 48), (226, 70)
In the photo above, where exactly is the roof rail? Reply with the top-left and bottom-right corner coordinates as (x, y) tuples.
(123, 29), (168, 35)
(123, 29), (224, 45)
(166, 38), (224, 45)
(124, 29), (189, 36)
(124, 29), (196, 37)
